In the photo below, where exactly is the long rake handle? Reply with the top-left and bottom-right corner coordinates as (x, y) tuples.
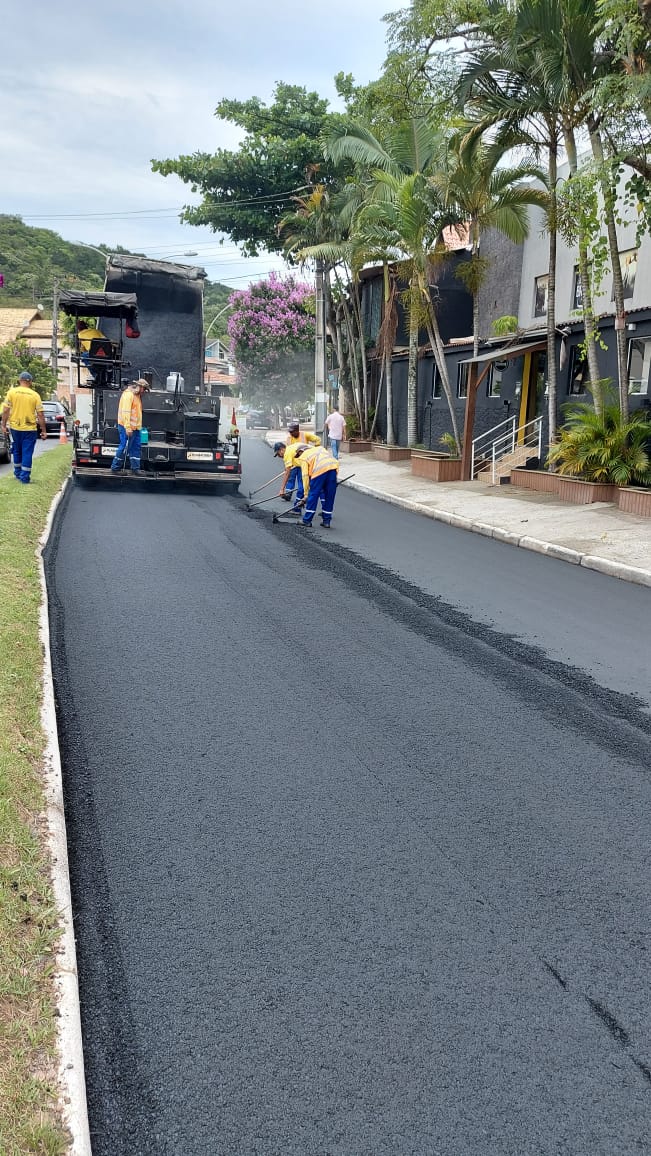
(247, 492), (285, 509)
(249, 470), (285, 497)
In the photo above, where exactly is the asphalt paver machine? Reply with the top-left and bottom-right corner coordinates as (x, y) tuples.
(60, 256), (241, 488)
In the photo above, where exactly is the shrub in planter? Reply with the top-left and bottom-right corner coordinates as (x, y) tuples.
(546, 398), (651, 486)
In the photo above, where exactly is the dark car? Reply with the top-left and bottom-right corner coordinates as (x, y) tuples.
(245, 409), (273, 430)
(0, 425), (10, 463)
(42, 400), (72, 436)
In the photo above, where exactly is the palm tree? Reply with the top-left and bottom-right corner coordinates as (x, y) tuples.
(547, 397), (651, 483)
(435, 133), (547, 357)
(325, 120), (463, 449)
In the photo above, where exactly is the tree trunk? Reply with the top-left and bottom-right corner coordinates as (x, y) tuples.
(382, 263), (396, 445)
(407, 277), (419, 447)
(564, 128), (603, 413)
(385, 351), (395, 445)
(351, 280), (369, 437)
(547, 143), (558, 446)
(472, 218), (480, 359)
(590, 125), (629, 419)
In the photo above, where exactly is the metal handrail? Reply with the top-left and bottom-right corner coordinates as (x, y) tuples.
(488, 415), (542, 483)
(471, 416), (516, 478)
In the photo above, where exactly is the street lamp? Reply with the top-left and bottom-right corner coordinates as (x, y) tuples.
(204, 301), (232, 339)
(73, 240), (108, 260)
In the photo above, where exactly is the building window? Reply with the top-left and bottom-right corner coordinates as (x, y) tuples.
(534, 275), (548, 318)
(486, 365), (500, 397)
(457, 362), (469, 398)
(613, 249), (638, 301)
(432, 363), (442, 398)
(572, 267), (583, 311)
(363, 278), (382, 343)
(628, 337), (651, 395)
(568, 345), (588, 395)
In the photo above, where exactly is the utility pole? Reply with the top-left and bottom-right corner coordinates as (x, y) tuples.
(51, 280), (60, 384)
(314, 260), (327, 441)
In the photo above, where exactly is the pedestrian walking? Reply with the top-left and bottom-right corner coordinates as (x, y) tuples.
(324, 404), (346, 460)
(1, 372), (47, 484)
(282, 419), (320, 501)
(110, 378), (151, 476)
(294, 444), (340, 527)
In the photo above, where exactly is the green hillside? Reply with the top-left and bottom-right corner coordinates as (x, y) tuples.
(0, 215), (232, 325)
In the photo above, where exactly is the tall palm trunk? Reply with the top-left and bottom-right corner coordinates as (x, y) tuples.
(471, 217), (481, 359)
(382, 263), (396, 445)
(564, 128), (604, 413)
(547, 142), (559, 445)
(351, 281), (369, 437)
(589, 125), (629, 419)
(407, 275), (420, 446)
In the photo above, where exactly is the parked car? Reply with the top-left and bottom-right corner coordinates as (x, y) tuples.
(42, 400), (72, 436)
(0, 425), (10, 463)
(245, 409), (273, 430)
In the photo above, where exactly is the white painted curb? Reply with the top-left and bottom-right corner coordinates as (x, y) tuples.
(38, 475), (92, 1156)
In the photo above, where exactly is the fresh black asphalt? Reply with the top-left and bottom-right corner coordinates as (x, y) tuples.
(45, 436), (651, 1154)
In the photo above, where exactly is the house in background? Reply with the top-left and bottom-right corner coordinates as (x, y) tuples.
(204, 336), (238, 399)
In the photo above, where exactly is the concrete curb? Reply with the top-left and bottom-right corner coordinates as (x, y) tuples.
(38, 475), (92, 1156)
(261, 433), (651, 587)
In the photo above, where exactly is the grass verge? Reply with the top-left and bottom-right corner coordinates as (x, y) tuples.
(0, 446), (73, 1156)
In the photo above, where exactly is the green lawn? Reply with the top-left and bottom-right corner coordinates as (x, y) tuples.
(0, 446), (73, 1155)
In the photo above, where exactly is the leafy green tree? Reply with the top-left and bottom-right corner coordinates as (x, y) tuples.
(0, 216), (105, 307)
(152, 84), (345, 257)
(0, 341), (57, 399)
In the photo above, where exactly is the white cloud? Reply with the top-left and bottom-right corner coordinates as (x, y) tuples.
(1, 0), (389, 284)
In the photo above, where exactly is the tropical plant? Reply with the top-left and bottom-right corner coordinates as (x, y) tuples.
(434, 134), (546, 355)
(325, 119), (463, 449)
(491, 314), (519, 336)
(546, 394), (651, 484)
(0, 340), (57, 398)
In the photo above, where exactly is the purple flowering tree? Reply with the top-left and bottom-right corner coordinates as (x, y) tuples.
(227, 273), (315, 411)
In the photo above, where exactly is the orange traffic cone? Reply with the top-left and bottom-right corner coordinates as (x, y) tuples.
(231, 406), (237, 426)
(59, 422), (68, 444)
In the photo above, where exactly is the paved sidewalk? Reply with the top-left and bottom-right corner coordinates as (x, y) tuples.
(264, 433), (651, 587)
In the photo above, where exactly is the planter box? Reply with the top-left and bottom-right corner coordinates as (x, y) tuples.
(617, 486), (651, 517)
(510, 468), (561, 494)
(411, 450), (463, 482)
(511, 469), (617, 503)
(341, 439), (373, 453)
(372, 444), (412, 462)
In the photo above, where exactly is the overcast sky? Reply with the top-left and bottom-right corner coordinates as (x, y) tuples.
(2, 0), (389, 291)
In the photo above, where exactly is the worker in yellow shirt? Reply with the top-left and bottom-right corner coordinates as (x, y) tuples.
(110, 378), (150, 475)
(282, 419), (320, 501)
(1, 372), (47, 483)
(76, 318), (107, 352)
(273, 440), (309, 512)
(294, 443), (340, 528)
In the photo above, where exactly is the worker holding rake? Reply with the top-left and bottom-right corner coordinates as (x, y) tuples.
(293, 444), (340, 528)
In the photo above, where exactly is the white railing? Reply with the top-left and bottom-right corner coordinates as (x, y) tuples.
(471, 416), (516, 479)
(472, 416), (543, 483)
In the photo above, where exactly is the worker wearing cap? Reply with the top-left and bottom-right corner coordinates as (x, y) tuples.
(111, 378), (150, 476)
(273, 440), (308, 513)
(1, 372), (47, 484)
(294, 443), (340, 527)
(282, 419), (320, 501)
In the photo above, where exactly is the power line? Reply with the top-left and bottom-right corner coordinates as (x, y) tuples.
(20, 186), (311, 223)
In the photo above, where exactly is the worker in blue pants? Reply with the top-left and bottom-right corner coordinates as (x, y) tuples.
(294, 444), (340, 527)
(273, 440), (308, 513)
(281, 420), (320, 500)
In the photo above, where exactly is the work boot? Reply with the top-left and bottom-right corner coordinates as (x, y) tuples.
(298, 520), (313, 528)
(319, 520), (331, 528)
(130, 469), (145, 477)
